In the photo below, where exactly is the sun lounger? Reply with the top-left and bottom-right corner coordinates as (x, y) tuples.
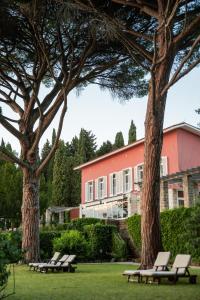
(123, 252), (171, 283)
(140, 254), (196, 284)
(37, 254), (69, 273)
(29, 252), (61, 271)
(60, 255), (77, 273)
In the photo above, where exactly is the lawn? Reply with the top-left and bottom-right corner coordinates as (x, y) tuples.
(5, 263), (200, 300)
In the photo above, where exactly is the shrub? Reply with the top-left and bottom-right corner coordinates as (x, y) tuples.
(161, 207), (192, 257)
(63, 218), (104, 232)
(126, 214), (141, 251)
(40, 231), (62, 259)
(111, 231), (127, 260)
(126, 207), (194, 259)
(182, 203), (200, 262)
(0, 231), (22, 298)
(84, 224), (115, 260)
(53, 230), (87, 260)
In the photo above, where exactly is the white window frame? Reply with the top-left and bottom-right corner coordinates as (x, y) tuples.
(85, 181), (94, 202)
(96, 176), (107, 200)
(123, 168), (132, 193)
(109, 173), (117, 197)
(177, 190), (184, 207)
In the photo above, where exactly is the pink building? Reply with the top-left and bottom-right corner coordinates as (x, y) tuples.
(74, 123), (200, 219)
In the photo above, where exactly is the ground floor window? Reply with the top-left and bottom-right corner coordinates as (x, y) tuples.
(81, 200), (128, 219)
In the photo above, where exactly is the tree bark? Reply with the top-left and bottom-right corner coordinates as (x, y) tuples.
(21, 168), (40, 263)
(141, 49), (174, 268)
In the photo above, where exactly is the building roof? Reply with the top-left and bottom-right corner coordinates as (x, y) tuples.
(74, 122), (200, 170)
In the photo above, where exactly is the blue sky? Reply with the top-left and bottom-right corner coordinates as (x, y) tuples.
(1, 67), (200, 154)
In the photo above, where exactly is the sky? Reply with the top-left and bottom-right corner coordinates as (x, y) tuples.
(1, 67), (200, 154)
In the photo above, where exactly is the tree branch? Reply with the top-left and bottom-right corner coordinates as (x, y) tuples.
(36, 93), (68, 177)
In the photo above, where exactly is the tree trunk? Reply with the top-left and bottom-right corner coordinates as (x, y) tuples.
(21, 168), (40, 263)
(140, 52), (174, 268)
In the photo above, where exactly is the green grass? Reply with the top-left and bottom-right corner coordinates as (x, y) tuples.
(4, 264), (200, 300)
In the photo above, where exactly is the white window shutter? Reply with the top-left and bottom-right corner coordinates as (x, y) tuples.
(134, 166), (138, 183)
(134, 166), (139, 191)
(117, 171), (123, 194)
(109, 174), (113, 197)
(129, 168), (133, 192)
(161, 156), (168, 176)
(91, 181), (94, 201)
(95, 179), (98, 200)
(103, 176), (107, 198)
(85, 182), (88, 202)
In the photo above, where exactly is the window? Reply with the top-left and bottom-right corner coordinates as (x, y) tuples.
(110, 173), (117, 196)
(177, 190), (184, 207)
(85, 181), (94, 202)
(95, 176), (107, 200)
(123, 168), (132, 193)
(137, 165), (144, 182)
(98, 177), (104, 199)
(134, 157), (168, 184)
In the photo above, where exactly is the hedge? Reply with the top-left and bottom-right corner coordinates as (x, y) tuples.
(63, 218), (104, 232)
(126, 207), (194, 259)
(39, 231), (61, 259)
(84, 224), (116, 260)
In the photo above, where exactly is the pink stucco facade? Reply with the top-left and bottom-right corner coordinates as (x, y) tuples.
(75, 123), (200, 205)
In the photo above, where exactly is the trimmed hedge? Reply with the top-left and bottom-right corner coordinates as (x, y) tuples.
(84, 224), (116, 260)
(112, 231), (127, 260)
(126, 207), (194, 259)
(39, 231), (61, 259)
(63, 218), (104, 232)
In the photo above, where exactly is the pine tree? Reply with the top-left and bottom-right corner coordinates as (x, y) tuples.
(113, 132), (124, 150)
(128, 120), (137, 144)
(78, 129), (97, 163)
(96, 141), (113, 157)
(52, 141), (69, 206)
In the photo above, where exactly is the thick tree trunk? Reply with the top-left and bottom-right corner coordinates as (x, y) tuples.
(140, 53), (174, 268)
(21, 168), (40, 263)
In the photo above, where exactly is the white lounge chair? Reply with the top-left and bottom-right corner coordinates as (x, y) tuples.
(29, 252), (61, 271)
(38, 254), (69, 273)
(123, 251), (171, 283)
(140, 254), (195, 284)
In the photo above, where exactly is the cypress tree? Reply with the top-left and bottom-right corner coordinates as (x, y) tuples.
(128, 120), (137, 144)
(113, 132), (124, 150)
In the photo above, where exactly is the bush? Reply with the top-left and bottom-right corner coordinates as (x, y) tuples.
(63, 218), (104, 232)
(40, 231), (62, 259)
(126, 214), (141, 251)
(126, 207), (195, 259)
(84, 224), (115, 260)
(53, 230), (87, 260)
(0, 231), (22, 298)
(182, 203), (200, 262)
(111, 231), (127, 260)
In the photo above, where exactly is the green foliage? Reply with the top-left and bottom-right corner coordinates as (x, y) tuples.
(182, 203), (200, 261)
(53, 230), (87, 259)
(126, 214), (141, 250)
(113, 132), (124, 150)
(96, 141), (113, 157)
(0, 231), (22, 294)
(64, 218), (104, 232)
(111, 231), (127, 260)
(0, 160), (22, 227)
(84, 224), (115, 260)
(128, 120), (137, 144)
(78, 129), (97, 163)
(127, 207), (198, 259)
(160, 207), (192, 257)
(39, 231), (61, 260)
